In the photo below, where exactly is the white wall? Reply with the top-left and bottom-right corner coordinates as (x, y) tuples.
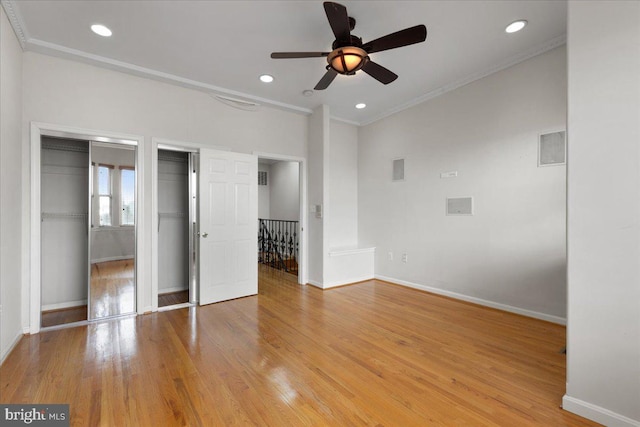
(0, 6), (23, 362)
(270, 161), (299, 221)
(307, 106), (328, 285)
(564, 2), (640, 426)
(21, 52), (308, 320)
(322, 119), (373, 287)
(328, 120), (358, 248)
(258, 163), (271, 219)
(359, 46), (568, 322)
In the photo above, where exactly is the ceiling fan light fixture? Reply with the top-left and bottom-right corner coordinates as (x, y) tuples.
(505, 20), (527, 34)
(327, 46), (368, 74)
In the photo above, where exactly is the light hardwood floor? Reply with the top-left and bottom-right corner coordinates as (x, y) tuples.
(89, 259), (135, 319)
(41, 305), (88, 328)
(158, 290), (190, 307)
(1, 266), (599, 426)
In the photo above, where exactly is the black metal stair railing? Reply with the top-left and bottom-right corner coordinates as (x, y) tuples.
(258, 219), (299, 274)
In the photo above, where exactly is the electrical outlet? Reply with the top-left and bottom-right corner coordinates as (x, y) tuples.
(402, 253), (408, 263)
(388, 252), (393, 261)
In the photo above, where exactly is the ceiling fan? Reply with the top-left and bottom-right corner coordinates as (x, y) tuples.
(271, 2), (427, 90)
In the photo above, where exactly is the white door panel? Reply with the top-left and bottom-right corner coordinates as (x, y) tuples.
(199, 149), (257, 305)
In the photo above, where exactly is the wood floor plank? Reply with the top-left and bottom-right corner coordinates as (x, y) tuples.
(1, 267), (600, 426)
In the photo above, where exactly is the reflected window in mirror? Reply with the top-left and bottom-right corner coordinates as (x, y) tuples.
(120, 167), (135, 226)
(98, 164), (113, 226)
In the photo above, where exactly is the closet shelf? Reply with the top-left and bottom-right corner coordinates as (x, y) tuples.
(159, 212), (186, 218)
(42, 212), (88, 221)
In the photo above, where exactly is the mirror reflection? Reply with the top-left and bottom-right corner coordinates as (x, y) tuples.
(89, 142), (136, 319)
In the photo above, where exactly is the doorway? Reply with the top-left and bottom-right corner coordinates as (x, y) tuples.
(257, 158), (301, 281)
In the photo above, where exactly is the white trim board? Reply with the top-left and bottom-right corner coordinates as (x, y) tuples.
(41, 299), (87, 311)
(329, 247), (375, 257)
(562, 395), (640, 427)
(0, 332), (23, 366)
(375, 274), (567, 325)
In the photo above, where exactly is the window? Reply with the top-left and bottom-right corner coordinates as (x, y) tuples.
(120, 167), (135, 225)
(98, 165), (113, 226)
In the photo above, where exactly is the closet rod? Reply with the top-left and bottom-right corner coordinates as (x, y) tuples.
(41, 143), (89, 153)
(41, 212), (88, 221)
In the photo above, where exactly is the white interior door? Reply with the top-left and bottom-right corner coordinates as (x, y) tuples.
(198, 149), (257, 305)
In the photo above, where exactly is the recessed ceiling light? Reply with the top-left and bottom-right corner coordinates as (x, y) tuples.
(355, 103), (366, 109)
(91, 24), (112, 37)
(505, 20), (527, 34)
(260, 74), (274, 83)
(302, 90), (314, 97)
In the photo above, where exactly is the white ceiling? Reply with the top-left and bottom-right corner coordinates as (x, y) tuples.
(4, 0), (567, 125)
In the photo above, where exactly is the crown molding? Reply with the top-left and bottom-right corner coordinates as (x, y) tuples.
(23, 37), (314, 117)
(330, 115), (360, 127)
(1, 0), (28, 48)
(359, 34), (567, 127)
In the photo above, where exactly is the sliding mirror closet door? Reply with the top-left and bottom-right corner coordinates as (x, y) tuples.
(40, 137), (90, 327)
(89, 142), (136, 319)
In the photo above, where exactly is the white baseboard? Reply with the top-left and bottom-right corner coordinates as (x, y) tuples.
(307, 280), (323, 289)
(563, 395), (640, 427)
(375, 274), (567, 325)
(157, 302), (194, 312)
(42, 299), (87, 311)
(159, 286), (189, 294)
(1, 331), (24, 366)
(322, 275), (375, 289)
(91, 255), (134, 264)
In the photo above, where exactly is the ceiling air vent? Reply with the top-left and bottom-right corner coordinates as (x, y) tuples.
(538, 131), (566, 166)
(258, 171), (268, 186)
(392, 158), (405, 181)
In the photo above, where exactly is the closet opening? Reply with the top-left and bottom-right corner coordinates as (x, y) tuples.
(39, 136), (138, 328)
(40, 136), (90, 327)
(157, 149), (198, 309)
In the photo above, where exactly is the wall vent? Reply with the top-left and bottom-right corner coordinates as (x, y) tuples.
(539, 131), (566, 166)
(392, 158), (405, 181)
(446, 197), (473, 216)
(258, 171), (268, 186)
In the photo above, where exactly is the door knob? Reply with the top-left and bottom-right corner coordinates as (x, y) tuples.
(202, 232), (208, 238)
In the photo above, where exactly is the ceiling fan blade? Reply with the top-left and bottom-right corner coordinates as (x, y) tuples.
(314, 69), (338, 90)
(362, 25), (427, 54)
(361, 61), (398, 85)
(323, 2), (351, 42)
(271, 52), (330, 59)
